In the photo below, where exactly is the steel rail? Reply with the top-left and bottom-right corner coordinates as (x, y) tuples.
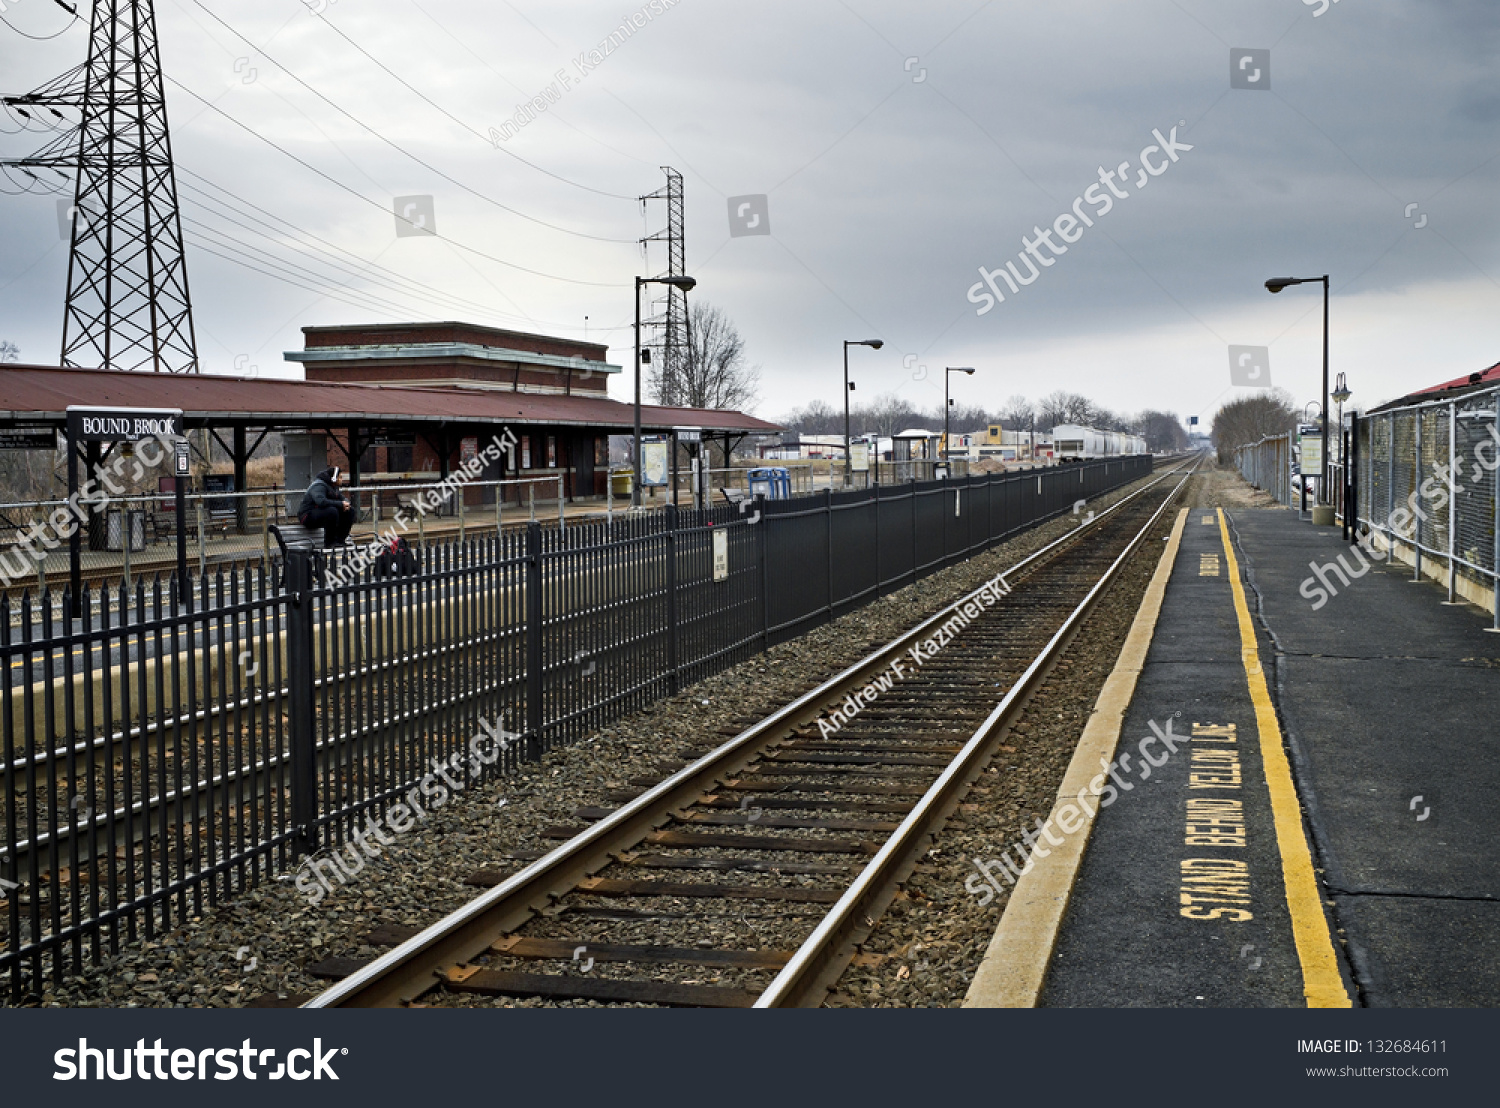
(305, 459), (1196, 1008)
(753, 460), (1197, 1006)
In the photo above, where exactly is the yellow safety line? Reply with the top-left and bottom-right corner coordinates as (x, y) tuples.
(1217, 508), (1351, 1008)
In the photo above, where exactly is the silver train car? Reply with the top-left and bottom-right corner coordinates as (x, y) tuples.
(1049, 424), (1148, 461)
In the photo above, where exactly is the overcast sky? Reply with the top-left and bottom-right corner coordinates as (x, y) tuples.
(3, 0), (1498, 427)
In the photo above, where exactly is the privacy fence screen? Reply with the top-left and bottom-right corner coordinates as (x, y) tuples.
(1, 456), (1151, 994)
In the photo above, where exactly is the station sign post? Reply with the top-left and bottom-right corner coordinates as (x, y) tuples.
(64, 407), (186, 615)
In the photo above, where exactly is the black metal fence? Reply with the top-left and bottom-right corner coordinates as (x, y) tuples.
(1, 457), (1150, 995)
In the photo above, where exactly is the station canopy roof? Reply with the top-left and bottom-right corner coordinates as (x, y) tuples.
(0, 364), (779, 436)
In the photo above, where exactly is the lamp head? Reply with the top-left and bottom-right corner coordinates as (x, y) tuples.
(659, 275), (697, 292)
(1265, 277), (1299, 294)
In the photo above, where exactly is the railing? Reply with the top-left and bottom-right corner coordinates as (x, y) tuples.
(0, 474), (572, 599)
(0, 456), (1152, 995)
(1353, 387), (1500, 626)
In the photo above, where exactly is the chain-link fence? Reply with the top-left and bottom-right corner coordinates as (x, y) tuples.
(1233, 433), (1294, 506)
(1354, 385), (1500, 625)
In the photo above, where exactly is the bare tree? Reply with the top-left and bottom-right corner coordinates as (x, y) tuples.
(1211, 389), (1298, 463)
(936, 402), (990, 434)
(856, 393), (924, 438)
(1132, 410), (1190, 453)
(0, 341), (18, 364)
(1037, 390), (1095, 429)
(779, 398), (843, 436)
(653, 301), (760, 413)
(997, 394), (1035, 431)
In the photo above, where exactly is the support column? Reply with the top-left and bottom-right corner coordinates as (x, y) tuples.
(233, 426), (249, 533)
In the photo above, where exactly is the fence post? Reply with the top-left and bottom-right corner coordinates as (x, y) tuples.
(758, 495), (769, 646)
(666, 504), (679, 693)
(1447, 402), (1457, 603)
(285, 549), (319, 857)
(1413, 414), (1422, 581)
(873, 483), (882, 597)
(196, 496), (207, 577)
(525, 521), (544, 749)
(825, 488), (834, 617)
(910, 478), (918, 586)
(1386, 413), (1394, 548)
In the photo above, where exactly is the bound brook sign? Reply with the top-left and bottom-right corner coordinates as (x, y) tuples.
(66, 406), (183, 442)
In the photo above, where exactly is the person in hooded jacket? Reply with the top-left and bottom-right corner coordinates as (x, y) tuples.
(297, 465), (355, 547)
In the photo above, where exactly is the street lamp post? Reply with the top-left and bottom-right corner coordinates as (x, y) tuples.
(843, 339), (883, 486)
(634, 274), (698, 507)
(1265, 274), (1331, 503)
(944, 367), (976, 474)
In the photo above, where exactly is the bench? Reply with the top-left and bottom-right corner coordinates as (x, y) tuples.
(269, 522), (327, 589)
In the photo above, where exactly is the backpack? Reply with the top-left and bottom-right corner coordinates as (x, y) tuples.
(375, 535), (420, 578)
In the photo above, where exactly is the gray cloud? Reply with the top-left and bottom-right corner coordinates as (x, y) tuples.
(1, 0), (1497, 425)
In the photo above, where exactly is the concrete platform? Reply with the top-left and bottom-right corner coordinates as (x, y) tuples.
(969, 506), (1499, 1008)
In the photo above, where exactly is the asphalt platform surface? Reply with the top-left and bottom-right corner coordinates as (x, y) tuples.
(1041, 507), (1498, 1007)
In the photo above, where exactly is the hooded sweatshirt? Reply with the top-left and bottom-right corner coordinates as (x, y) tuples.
(298, 467), (343, 519)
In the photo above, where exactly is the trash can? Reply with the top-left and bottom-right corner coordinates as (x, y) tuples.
(747, 467), (790, 500)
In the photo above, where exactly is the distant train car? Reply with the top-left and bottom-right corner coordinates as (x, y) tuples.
(1050, 425), (1147, 461)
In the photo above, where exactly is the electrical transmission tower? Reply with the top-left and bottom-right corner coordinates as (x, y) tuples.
(638, 167), (688, 405)
(3, 0), (199, 373)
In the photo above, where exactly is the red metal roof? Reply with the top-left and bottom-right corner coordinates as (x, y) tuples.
(1413, 361), (1500, 397)
(0, 364), (779, 434)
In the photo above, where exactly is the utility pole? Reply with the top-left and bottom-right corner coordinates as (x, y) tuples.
(3, 0), (199, 373)
(638, 168), (689, 404)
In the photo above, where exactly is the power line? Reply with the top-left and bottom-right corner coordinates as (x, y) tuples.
(165, 76), (626, 289)
(182, 215), (480, 321)
(185, 0), (638, 243)
(310, 6), (640, 201)
(179, 175), (513, 319)
(402, 0), (656, 171)
(179, 171), (638, 335)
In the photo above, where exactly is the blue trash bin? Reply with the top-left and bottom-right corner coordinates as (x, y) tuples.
(747, 467), (790, 501)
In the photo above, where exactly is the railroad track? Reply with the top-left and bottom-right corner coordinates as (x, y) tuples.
(305, 458), (1199, 1009)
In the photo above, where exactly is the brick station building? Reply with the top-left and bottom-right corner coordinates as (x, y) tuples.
(282, 320), (775, 506)
(0, 320), (777, 527)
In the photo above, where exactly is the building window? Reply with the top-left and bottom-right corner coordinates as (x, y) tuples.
(547, 435), (556, 468)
